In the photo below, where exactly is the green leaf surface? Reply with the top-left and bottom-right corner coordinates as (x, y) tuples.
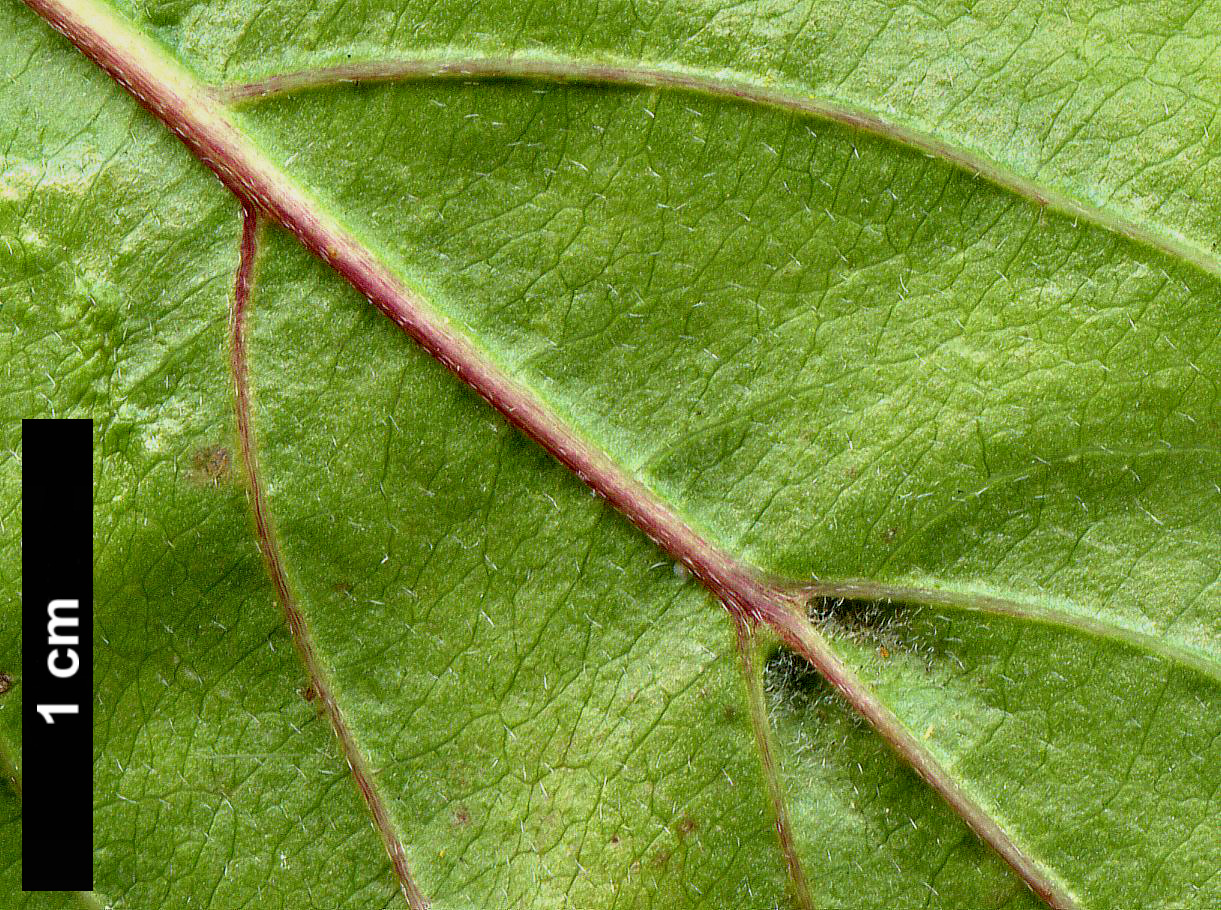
(1, 1), (1217, 908)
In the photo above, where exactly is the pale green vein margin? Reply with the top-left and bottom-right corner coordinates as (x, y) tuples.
(217, 54), (1221, 283)
(0, 727), (20, 801)
(73, 890), (106, 909)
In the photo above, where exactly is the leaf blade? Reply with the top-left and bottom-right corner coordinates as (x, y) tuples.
(4, 3), (1216, 903)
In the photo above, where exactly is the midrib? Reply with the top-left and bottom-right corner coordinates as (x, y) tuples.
(213, 53), (1218, 678)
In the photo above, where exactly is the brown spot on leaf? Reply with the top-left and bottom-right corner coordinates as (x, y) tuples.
(676, 815), (697, 838)
(0, 673), (11, 696)
(299, 683), (317, 702)
(882, 526), (898, 543)
(452, 805), (471, 827)
(190, 444), (232, 486)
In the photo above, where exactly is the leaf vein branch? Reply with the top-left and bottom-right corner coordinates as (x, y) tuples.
(228, 203), (427, 909)
(732, 618), (814, 910)
(217, 54), (1221, 283)
(799, 580), (1219, 683)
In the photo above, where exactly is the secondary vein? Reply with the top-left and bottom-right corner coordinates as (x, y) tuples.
(800, 580), (1219, 683)
(216, 54), (1221, 283)
(732, 618), (814, 910)
(229, 203), (427, 909)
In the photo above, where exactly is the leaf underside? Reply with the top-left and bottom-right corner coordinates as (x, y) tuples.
(1, 1), (1218, 909)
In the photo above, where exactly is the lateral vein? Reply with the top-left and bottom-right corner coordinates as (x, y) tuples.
(217, 54), (1221, 283)
(800, 580), (1219, 683)
(229, 203), (428, 909)
(765, 604), (1081, 910)
(732, 618), (814, 910)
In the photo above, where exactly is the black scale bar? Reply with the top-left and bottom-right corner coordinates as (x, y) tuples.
(22, 418), (93, 890)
